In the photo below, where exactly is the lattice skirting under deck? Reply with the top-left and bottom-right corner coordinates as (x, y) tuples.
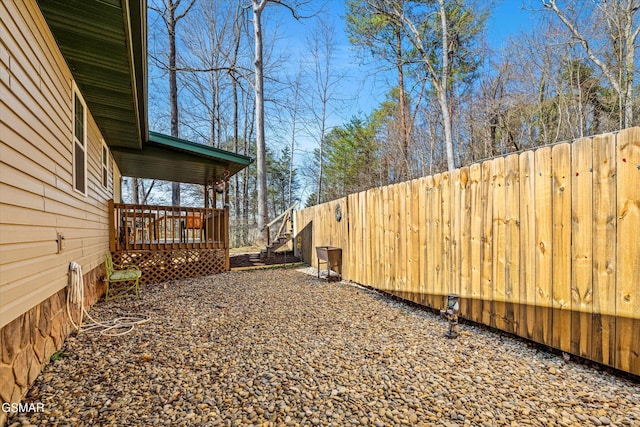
(112, 249), (227, 285)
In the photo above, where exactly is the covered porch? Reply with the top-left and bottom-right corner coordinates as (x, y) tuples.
(109, 131), (253, 285)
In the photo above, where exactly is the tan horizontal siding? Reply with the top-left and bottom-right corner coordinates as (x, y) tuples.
(0, 0), (114, 328)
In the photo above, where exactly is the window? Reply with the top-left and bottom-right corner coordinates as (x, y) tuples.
(73, 88), (87, 194)
(101, 140), (109, 189)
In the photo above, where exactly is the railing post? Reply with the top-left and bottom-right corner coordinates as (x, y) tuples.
(224, 206), (230, 271)
(109, 199), (115, 252)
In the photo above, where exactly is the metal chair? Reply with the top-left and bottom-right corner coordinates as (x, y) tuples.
(104, 253), (141, 301)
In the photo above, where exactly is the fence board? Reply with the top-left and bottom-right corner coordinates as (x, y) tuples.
(441, 172), (451, 304)
(396, 182), (409, 298)
(505, 154), (520, 335)
(411, 179), (421, 303)
(459, 167), (472, 319)
(395, 183), (405, 295)
(615, 128), (640, 374)
(432, 174), (443, 308)
(425, 176), (436, 309)
(451, 169), (461, 301)
(469, 163), (483, 323)
(591, 133), (617, 367)
(492, 157), (506, 330)
(552, 143), (572, 353)
(519, 151), (536, 340)
(571, 138), (593, 360)
(375, 188), (383, 289)
(418, 178), (428, 306)
(534, 147), (553, 345)
(481, 161), (494, 326)
(383, 185), (391, 292)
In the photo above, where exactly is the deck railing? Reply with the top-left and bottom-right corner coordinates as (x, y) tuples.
(109, 200), (228, 252)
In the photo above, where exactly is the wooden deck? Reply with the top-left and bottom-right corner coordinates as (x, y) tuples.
(109, 201), (229, 284)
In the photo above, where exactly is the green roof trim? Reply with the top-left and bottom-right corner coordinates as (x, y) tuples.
(111, 132), (253, 185)
(37, 1), (253, 186)
(148, 132), (253, 166)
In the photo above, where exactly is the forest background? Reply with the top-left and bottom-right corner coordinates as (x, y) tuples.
(124, 0), (640, 247)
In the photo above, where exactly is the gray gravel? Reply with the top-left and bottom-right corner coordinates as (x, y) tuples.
(8, 269), (640, 427)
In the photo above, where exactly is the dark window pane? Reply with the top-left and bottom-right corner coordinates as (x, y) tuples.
(103, 167), (108, 188)
(74, 142), (85, 193)
(103, 146), (107, 166)
(74, 94), (84, 142)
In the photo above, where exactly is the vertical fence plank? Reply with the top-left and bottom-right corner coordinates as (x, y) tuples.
(404, 182), (411, 300)
(469, 163), (483, 323)
(380, 185), (393, 291)
(592, 133), (617, 367)
(378, 187), (385, 290)
(451, 169), (461, 301)
(402, 181), (411, 300)
(375, 188), (383, 288)
(432, 174), (443, 308)
(571, 137), (593, 360)
(418, 178), (428, 306)
(459, 167), (472, 319)
(492, 157), (506, 330)
(481, 161), (494, 327)
(505, 154), (520, 335)
(441, 172), (451, 305)
(425, 176), (436, 309)
(394, 183), (403, 295)
(534, 147), (553, 345)
(411, 179), (421, 303)
(552, 143), (572, 353)
(356, 191), (364, 284)
(519, 151), (536, 340)
(615, 128), (640, 375)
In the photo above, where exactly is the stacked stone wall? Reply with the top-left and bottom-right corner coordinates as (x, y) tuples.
(0, 266), (104, 426)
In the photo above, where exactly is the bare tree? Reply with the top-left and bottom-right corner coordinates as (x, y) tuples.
(249, 0), (313, 242)
(150, 0), (196, 206)
(540, 0), (639, 128)
(370, 0), (486, 172)
(346, 1), (413, 180)
(305, 17), (343, 205)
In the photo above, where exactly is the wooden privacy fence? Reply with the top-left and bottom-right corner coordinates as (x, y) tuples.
(294, 127), (640, 376)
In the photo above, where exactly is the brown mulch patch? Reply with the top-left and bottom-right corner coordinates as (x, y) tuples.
(229, 251), (301, 268)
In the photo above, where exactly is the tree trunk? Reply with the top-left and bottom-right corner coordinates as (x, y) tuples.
(396, 29), (409, 180)
(438, 0), (455, 171)
(252, 1), (268, 242)
(132, 178), (140, 204)
(168, 2), (180, 206)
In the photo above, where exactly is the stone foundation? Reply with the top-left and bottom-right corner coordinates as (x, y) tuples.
(0, 265), (105, 426)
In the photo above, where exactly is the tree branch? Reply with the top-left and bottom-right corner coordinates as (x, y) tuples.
(542, 0), (622, 95)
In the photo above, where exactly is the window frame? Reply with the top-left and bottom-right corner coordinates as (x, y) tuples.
(101, 139), (109, 189)
(72, 83), (87, 195)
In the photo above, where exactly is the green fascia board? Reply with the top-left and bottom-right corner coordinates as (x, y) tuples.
(110, 132), (253, 185)
(148, 132), (253, 166)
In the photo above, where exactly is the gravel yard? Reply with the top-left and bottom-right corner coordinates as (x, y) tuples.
(9, 269), (640, 427)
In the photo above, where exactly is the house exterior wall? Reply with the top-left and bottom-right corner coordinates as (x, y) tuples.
(0, 0), (115, 419)
(1, 0), (114, 327)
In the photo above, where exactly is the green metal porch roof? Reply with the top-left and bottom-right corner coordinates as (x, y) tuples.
(37, 0), (147, 150)
(111, 132), (253, 185)
(36, 0), (252, 185)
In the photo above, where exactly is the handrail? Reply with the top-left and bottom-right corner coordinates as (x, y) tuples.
(265, 202), (299, 229)
(109, 201), (228, 252)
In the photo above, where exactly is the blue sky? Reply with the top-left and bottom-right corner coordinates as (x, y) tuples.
(267, 0), (536, 158)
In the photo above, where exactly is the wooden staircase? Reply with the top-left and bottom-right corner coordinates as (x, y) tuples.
(260, 203), (297, 258)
